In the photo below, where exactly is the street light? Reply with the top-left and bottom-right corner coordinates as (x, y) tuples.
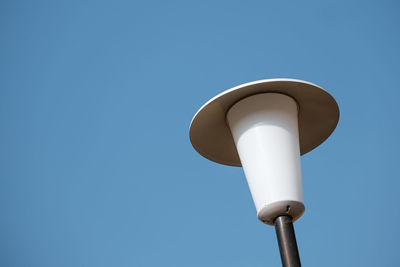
(189, 79), (339, 267)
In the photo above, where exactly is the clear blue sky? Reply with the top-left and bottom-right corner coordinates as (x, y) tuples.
(1, 1), (399, 266)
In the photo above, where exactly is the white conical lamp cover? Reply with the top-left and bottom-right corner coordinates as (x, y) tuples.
(227, 93), (305, 225)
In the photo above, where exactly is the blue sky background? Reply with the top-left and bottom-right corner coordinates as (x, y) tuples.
(1, 1), (400, 266)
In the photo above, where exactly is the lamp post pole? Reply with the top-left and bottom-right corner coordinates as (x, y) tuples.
(275, 216), (301, 267)
(189, 79), (339, 267)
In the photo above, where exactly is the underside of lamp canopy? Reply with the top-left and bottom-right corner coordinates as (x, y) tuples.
(189, 78), (339, 167)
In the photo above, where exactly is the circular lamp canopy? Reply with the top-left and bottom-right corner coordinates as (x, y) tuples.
(189, 78), (339, 167)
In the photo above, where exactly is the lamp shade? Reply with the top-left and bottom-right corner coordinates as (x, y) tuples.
(189, 79), (339, 225)
(227, 93), (303, 224)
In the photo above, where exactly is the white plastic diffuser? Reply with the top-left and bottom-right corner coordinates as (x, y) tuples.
(189, 79), (339, 225)
(227, 93), (303, 224)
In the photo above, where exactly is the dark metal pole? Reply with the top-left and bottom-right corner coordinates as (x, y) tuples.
(274, 215), (301, 267)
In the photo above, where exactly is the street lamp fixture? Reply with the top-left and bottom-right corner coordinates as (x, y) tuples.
(189, 79), (339, 267)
